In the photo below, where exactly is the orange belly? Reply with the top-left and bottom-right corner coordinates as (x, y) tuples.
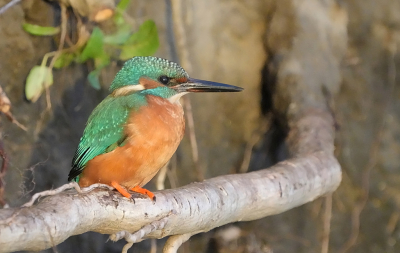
(78, 95), (185, 188)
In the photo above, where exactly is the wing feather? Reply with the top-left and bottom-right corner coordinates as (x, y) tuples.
(68, 96), (135, 181)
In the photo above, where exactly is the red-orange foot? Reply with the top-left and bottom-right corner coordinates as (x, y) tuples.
(131, 185), (156, 201)
(111, 181), (132, 199)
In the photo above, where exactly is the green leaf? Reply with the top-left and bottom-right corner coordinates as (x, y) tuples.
(88, 69), (101, 90)
(104, 24), (131, 45)
(23, 23), (60, 36)
(114, 0), (132, 25)
(54, 53), (75, 69)
(78, 27), (104, 62)
(116, 0), (131, 12)
(95, 53), (110, 68)
(88, 54), (110, 90)
(25, 66), (53, 102)
(79, 27), (111, 89)
(119, 20), (159, 60)
(113, 13), (125, 26)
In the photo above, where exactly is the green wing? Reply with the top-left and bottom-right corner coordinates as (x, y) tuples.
(68, 94), (145, 181)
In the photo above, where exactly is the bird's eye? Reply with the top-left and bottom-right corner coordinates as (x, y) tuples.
(158, 75), (170, 85)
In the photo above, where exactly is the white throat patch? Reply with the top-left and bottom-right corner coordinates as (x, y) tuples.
(168, 92), (188, 104)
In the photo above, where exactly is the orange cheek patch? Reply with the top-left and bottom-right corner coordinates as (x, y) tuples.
(139, 77), (162, 89)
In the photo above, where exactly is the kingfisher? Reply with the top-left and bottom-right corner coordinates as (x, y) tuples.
(68, 56), (243, 200)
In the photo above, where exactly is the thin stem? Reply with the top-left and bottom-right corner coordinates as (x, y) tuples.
(0, 0), (21, 15)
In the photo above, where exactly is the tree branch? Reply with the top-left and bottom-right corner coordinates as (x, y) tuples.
(0, 147), (340, 253)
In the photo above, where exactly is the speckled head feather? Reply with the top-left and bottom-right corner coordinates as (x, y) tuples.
(109, 56), (189, 91)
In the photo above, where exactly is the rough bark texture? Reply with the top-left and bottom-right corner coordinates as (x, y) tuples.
(0, 152), (340, 252)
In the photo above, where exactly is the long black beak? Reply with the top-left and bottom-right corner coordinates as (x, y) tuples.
(173, 78), (243, 93)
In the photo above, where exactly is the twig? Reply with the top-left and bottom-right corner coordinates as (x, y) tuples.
(164, 0), (178, 62)
(0, 85), (27, 131)
(22, 182), (82, 207)
(321, 194), (332, 253)
(110, 216), (170, 253)
(239, 117), (271, 173)
(167, 155), (178, 188)
(171, 0), (192, 72)
(156, 161), (170, 190)
(3, 112), (27, 131)
(150, 239), (157, 253)
(16, 182), (112, 217)
(183, 97), (203, 181)
(80, 183), (114, 192)
(44, 3), (68, 111)
(0, 0), (21, 15)
(0, 209), (21, 225)
(239, 134), (260, 173)
(163, 232), (195, 253)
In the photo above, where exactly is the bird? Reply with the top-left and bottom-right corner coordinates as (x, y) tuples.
(68, 56), (243, 200)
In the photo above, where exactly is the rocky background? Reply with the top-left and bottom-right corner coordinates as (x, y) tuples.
(0, 0), (399, 252)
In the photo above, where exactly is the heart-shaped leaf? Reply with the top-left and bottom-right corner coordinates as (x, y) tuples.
(78, 27), (105, 62)
(25, 66), (53, 102)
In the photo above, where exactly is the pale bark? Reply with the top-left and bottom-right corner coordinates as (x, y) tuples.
(0, 149), (340, 253)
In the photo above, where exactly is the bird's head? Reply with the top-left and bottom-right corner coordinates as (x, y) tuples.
(109, 57), (243, 100)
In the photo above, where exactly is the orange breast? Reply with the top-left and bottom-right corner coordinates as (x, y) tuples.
(78, 95), (185, 188)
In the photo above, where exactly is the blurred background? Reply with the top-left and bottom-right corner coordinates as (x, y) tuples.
(0, 0), (399, 252)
